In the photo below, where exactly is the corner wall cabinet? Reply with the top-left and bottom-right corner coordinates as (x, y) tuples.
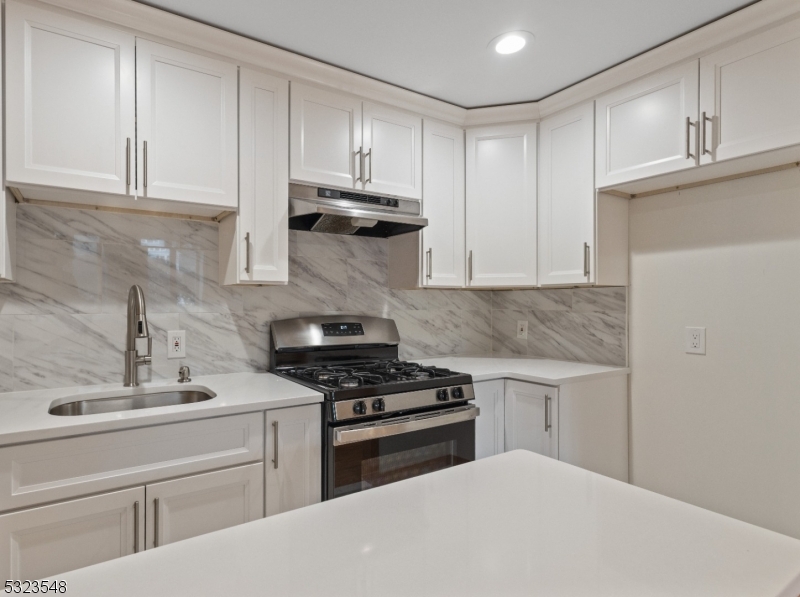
(466, 122), (538, 288)
(474, 376), (628, 482)
(538, 102), (596, 286)
(290, 83), (422, 199)
(699, 18), (800, 165)
(220, 68), (289, 285)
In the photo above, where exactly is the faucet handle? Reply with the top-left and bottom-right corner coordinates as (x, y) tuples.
(178, 366), (191, 383)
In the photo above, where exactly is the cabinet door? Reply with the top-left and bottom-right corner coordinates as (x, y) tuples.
(504, 380), (558, 459)
(466, 123), (538, 288)
(136, 39), (238, 207)
(700, 19), (800, 165)
(421, 120), (465, 287)
(538, 102), (595, 286)
(0, 193), (14, 283)
(266, 405), (322, 517)
(146, 464), (263, 549)
(0, 487), (143, 580)
(595, 61), (699, 188)
(473, 380), (505, 460)
(5, 1), (135, 195)
(362, 102), (422, 199)
(290, 83), (362, 189)
(220, 69), (289, 285)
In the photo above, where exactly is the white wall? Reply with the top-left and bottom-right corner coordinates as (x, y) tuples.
(630, 167), (800, 539)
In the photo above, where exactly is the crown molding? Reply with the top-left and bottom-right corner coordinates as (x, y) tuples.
(34, 0), (800, 128)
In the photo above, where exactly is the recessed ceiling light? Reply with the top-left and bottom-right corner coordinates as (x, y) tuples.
(489, 31), (534, 55)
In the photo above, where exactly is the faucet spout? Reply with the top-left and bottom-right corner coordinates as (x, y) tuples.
(124, 285), (152, 387)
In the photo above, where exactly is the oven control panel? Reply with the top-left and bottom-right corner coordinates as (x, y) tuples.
(333, 385), (475, 421)
(322, 322), (364, 337)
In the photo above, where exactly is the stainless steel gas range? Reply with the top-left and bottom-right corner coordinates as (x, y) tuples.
(270, 315), (478, 500)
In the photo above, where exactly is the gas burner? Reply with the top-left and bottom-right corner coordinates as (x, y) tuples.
(339, 377), (361, 389)
(411, 371), (432, 379)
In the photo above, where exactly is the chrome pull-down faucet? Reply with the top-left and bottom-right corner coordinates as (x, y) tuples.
(124, 285), (152, 387)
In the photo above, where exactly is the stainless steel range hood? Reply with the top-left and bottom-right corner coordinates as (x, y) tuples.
(288, 183), (427, 238)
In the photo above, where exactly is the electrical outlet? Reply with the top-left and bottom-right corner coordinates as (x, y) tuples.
(168, 330), (186, 359)
(685, 327), (706, 355)
(517, 320), (528, 340)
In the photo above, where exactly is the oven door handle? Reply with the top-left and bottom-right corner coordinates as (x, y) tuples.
(333, 406), (479, 446)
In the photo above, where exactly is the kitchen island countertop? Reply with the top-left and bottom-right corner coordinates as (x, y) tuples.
(61, 450), (800, 597)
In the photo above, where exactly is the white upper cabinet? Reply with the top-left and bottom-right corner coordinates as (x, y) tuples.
(146, 464), (263, 549)
(473, 380), (505, 460)
(700, 19), (800, 165)
(421, 120), (465, 287)
(0, 487), (143, 581)
(290, 83), (362, 189)
(5, 1), (135, 195)
(220, 69), (289, 285)
(595, 61), (699, 188)
(504, 380), (558, 459)
(362, 102), (422, 199)
(265, 405), (322, 517)
(538, 102), (595, 286)
(466, 122), (538, 288)
(136, 39), (238, 208)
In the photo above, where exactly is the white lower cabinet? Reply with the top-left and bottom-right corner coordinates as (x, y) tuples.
(0, 487), (144, 581)
(146, 463), (263, 549)
(474, 377), (628, 482)
(266, 405), (322, 517)
(473, 380), (505, 460)
(504, 380), (559, 459)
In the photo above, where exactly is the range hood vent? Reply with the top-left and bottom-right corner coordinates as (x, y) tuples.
(288, 184), (427, 238)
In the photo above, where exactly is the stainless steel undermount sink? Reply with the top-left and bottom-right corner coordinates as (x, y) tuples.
(48, 388), (216, 416)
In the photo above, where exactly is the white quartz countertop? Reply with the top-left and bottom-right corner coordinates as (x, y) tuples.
(0, 372), (323, 447)
(420, 356), (629, 385)
(61, 450), (800, 596)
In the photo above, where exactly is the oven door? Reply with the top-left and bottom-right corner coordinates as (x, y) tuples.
(327, 405), (478, 499)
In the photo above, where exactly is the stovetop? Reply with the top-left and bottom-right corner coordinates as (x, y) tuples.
(276, 359), (472, 401)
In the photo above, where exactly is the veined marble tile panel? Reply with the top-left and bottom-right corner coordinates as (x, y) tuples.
(527, 311), (627, 367)
(491, 310), (528, 356)
(492, 289), (572, 311)
(459, 310), (492, 356)
(0, 319), (13, 392)
(573, 287), (626, 313)
(177, 313), (268, 376)
(291, 230), (387, 263)
(0, 239), (102, 315)
(346, 259), (427, 313)
(102, 245), (177, 314)
(173, 250), (242, 314)
(427, 289), (492, 311)
(393, 310), (462, 360)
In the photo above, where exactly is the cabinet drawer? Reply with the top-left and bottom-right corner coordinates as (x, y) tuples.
(0, 413), (263, 512)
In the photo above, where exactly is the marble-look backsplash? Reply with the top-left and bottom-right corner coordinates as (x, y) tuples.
(0, 205), (626, 392)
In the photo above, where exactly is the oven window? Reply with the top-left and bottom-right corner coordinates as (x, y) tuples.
(330, 420), (474, 499)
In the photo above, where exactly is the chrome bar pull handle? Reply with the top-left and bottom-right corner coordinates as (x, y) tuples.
(272, 420), (279, 469)
(545, 395), (551, 432)
(354, 148), (362, 183)
(468, 250), (473, 283)
(685, 117), (697, 161)
(702, 112), (713, 156)
(584, 243), (590, 278)
(133, 501), (140, 553)
(126, 138), (131, 188)
(143, 140), (148, 188)
(153, 498), (159, 547)
(365, 149), (372, 184)
(426, 248), (432, 280)
(244, 232), (251, 274)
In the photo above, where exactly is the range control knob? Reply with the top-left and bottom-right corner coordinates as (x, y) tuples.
(372, 398), (385, 412)
(436, 388), (450, 402)
(452, 387), (464, 400)
(352, 401), (367, 415)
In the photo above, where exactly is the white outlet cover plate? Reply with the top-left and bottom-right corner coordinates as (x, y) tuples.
(517, 320), (528, 340)
(685, 327), (706, 355)
(168, 330), (186, 359)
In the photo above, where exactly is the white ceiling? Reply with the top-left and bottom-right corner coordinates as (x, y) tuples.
(135, 0), (756, 108)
